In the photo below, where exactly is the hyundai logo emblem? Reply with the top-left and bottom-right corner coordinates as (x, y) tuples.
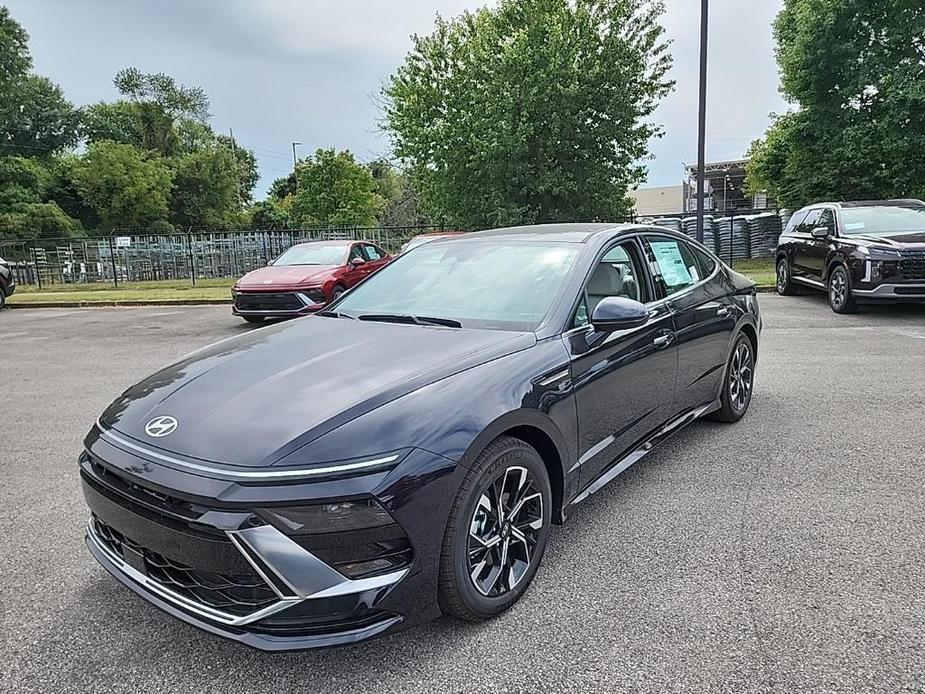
(145, 415), (178, 438)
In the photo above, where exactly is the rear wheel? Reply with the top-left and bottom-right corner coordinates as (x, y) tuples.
(709, 334), (755, 423)
(827, 265), (858, 314)
(439, 436), (552, 621)
(776, 257), (797, 295)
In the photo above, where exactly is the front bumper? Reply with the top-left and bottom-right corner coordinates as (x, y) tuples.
(852, 282), (925, 301)
(80, 428), (459, 650)
(231, 290), (325, 318)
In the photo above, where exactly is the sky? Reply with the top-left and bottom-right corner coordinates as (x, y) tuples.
(5, 0), (789, 198)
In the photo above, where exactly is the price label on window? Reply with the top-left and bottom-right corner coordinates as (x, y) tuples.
(650, 241), (693, 286)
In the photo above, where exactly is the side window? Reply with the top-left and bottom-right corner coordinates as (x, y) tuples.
(348, 244), (367, 262)
(690, 244), (717, 278)
(646, 236), (701, 299)
(572, 241), (643, 328)
(816, 209), (835, 235)
(364, 244), (384, 260)
(784, 209), (808, 234)
(796, 209), (822, 234)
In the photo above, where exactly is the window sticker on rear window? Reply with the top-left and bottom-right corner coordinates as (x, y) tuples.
(650, 241), (693, 286)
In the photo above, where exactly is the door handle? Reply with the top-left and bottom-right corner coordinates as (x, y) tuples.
(653, 334), (673, 349)
(716, 306), (731, 317)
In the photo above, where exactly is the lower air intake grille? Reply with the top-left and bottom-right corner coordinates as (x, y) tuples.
(234, 292), (304, 312)
(92, 517), (277, 616)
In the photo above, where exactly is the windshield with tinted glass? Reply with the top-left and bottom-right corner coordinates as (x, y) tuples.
(273, 243), (349, 265)
(840, 206), (925, 236)
(333, 240), (580, 331)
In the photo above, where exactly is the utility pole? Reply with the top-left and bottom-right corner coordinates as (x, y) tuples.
(228, 128), (242, 208)
(291, 141), (302, 191)
(695, 0), (709, 244)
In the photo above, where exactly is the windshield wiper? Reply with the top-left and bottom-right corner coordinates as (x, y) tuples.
(357, 313), (462, 328)
(317, 310), (355, 319)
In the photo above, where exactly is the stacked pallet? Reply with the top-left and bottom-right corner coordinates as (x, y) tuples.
(746, 213), (783, 258)
(716, 217), (751, 262)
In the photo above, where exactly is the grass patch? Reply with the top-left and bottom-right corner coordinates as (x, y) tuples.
(731, 258), (775, 287)
(10, 278), (233, 304)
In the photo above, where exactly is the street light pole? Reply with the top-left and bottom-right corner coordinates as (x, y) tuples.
(291, 141), (302, 192)
(695, 0), (709, 244)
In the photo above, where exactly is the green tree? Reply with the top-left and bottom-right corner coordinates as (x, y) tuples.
(383, 0), (673, 228)
(746, 0), (925, 208)
(0, 8), (79, 157)
(0, 201), (83, 240)
(247, 199), (290, 229)
(75, 141), (172, 229)
(268, 172), (297, 201)
(290, 149), (382, 226)
(169, 146), (242, 229)
(0, 155), (48, 206)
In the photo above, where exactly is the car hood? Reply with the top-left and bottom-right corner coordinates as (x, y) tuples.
(99, 317), (535, 467)
(236, 265), (337, 288)
(848, 232), (925, 249)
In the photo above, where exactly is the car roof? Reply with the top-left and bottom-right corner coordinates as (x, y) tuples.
(465, 222), (642, 244)
(292, 239), (368, 247)
(801, 199), (925, 210)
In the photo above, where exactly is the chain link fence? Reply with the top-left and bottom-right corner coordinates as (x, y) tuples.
(0, 224), (447, 289)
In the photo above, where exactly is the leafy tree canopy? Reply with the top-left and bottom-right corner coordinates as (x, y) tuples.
(75, 141), (173, 230)
(384, 0), (673, 229)
(0, 201), (83, 240)
(291, 149), (382, 227)
(747, 0), (925, 207)
(170, 146), (243, 229)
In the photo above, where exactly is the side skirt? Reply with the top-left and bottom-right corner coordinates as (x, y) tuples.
(566, 400), (719, 509)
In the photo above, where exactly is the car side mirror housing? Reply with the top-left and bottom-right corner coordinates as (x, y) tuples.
(810, 226), (830, 238)
(590, 296), (650, 332)
(349, 257), (366, 267)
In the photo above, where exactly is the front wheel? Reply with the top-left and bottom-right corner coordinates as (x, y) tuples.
(439, 436), (552, 621)
(709, 334), (755, 423)
(331, 285), (346, 302)
(827, 265), (858, 314)
(0, 289), (6, 310)
(776, 257), (797, 295)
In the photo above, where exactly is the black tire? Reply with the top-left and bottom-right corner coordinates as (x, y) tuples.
(331, 284), (346, 301)
(0, 289), (6, 310)
(242, 316), (264, 324)
(709, 334), (755, 423)
(776, 256), (797, 296)
(438, 436), (552, 621)
(827, 265), (859, 314)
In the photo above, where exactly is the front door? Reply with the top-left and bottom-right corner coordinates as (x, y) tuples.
(567, 240), (679, 488)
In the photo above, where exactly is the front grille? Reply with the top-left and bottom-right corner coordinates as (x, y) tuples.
(234, 292), (305, 312)
(900, 250), (925, 279)
(93, 517), (278, 616)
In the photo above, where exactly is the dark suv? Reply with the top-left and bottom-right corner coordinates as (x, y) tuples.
(0, 256), (15, 309)
(775, 200), (925, 313)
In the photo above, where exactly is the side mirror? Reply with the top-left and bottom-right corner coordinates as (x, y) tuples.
(349, 257), (367, 267)
(590, 296), (650, 332)
(810, 226), (830, 238)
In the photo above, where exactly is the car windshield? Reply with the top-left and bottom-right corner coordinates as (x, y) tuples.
(273, 243), (349, 266)
(334, 240), (580, 331)
(840, 206), (925, 236)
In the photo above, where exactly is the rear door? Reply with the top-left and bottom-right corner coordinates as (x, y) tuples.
(567, 238), (678, 489)
(362, 243), (391, 274)
(643, 234), (736, 413)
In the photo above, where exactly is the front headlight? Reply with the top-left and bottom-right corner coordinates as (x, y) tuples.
(255, 500), (395, 535)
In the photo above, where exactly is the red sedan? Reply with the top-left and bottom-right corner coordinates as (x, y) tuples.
(232, 239), (391, 323)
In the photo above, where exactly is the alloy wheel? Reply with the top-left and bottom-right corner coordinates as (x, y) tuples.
(728, 342), (753, 412)
(467, 465), (544, 598)
(829, 270), (847, 310)
(776, 260), (788, 293)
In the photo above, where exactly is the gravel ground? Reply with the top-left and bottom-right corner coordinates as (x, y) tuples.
(1, 295), (923, 694)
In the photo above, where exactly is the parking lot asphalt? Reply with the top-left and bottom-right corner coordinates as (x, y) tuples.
(1, 295), (924, 694)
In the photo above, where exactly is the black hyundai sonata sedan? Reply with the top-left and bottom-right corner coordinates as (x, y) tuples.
(80, 224), (761, 650)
